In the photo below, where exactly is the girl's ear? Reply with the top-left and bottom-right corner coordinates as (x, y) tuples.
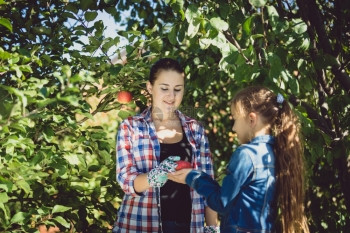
(146, 81), (152, 94)
(248, 112), (257, 127)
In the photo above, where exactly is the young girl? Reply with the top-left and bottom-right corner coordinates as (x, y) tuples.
(169, 86), (309, 233)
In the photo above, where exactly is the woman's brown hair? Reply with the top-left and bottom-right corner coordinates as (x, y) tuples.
(231, 86), (309, 233)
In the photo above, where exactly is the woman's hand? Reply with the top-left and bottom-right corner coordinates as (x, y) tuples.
(147, 156), (180, 187)
(167, 168), (193, 184)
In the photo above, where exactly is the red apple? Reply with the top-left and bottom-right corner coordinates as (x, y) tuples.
(175, 161), (192, 171)
(117, 90), (132, 104)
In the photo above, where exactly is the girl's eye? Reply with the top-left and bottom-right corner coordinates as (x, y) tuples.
(175, 89), (182, 92)
(161, 88), (168, 91)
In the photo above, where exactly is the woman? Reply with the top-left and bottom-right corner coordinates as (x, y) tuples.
(112, 58), (218, 233)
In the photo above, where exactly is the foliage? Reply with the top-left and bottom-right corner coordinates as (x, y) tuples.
(0, 0), (349, 232)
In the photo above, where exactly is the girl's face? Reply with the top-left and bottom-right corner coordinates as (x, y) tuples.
(147, 70), (184, 117)
(231, 104), (251, 144)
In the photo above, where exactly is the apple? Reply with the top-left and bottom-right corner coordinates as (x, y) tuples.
(117, 90), (132, 104)
(175, 161), (192, 171)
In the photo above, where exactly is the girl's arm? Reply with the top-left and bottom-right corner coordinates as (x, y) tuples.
(205, 206), (218, 226)
(170, 148), (253, 214)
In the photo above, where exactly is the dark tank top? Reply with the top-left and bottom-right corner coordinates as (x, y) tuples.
(160, 131), (192, 223)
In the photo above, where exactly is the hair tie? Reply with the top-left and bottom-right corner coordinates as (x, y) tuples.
(276, 93), (284, 107)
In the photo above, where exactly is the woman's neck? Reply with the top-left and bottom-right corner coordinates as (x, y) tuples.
(151, 108), (177, 122)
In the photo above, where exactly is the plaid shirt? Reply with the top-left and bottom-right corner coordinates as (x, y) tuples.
(114, 106), (214, 233)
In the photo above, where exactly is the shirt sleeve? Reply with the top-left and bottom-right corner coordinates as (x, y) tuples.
(198, 123), (214, 178)
(186, 147), (253, 214)
(116, 118), (142, 196)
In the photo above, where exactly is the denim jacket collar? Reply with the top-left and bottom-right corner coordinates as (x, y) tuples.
(249, 135), (275, 145)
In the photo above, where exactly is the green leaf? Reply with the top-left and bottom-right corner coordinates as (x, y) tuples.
(234, 64), (259, 82)
(80, 169), (93, 179)
(0, 177), (13, 193)
(118, 110), (132, 119)
(267, 52), (282, 79)
(11, 212), (30, 224)
(199, 38), (212, 49)
(88, 164), (101, 172)
(0, 203), (9, 221)
(9, 123), (26, 133)
(148, 38), (163, 52)
(80, 0), (93, 10)
(178, 23), (186, 42)
(282, 70), (299, 94)
(249, 0), (267, 8)
(53, 216), (70, 228)
(209, 17), (229, 32)
(52, 205), (72, 214)
(85, 11), (98, 22)
(242, 16), (253, 36)
(185, 4), (201, 38)
(187, 18), (201, 38)
(168, 25), (178, 45)
(185, 4), (200, 21)
(0, 192), (9, 203)
(0, 17), (12, 32)
(63, 153), (80, 165)
(16, 180), (31, 194)
(0, 97), (14, 119)
(292, 19), (307, 34)
(266, 6), (279, 29)
(99, 150), (111, 165)
(57, 94), (80, 107)
(37, 98), (57, 108)
(43, 126), (55, 142)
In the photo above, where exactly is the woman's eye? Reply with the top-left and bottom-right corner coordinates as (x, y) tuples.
(161, 88), (168, 91)
(174, 89), (182, 92)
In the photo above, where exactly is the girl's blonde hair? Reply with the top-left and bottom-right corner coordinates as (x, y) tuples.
(231, 86), (309, 233)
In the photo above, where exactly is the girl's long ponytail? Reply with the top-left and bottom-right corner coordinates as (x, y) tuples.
(273, 99), (309, 233)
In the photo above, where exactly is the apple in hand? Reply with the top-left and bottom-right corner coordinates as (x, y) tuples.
(117, 90), (132, 104)
(175, 161), (192, 171)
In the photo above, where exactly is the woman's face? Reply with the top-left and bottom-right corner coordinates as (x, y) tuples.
(147, 70), (185, 117)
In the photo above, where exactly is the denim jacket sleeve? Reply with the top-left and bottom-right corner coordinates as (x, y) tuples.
(186, 146), (253, 214)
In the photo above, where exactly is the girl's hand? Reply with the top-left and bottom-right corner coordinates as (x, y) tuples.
(167, 168), (193, 184)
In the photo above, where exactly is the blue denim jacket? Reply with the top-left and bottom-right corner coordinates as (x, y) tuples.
(186, 135), (276, 233)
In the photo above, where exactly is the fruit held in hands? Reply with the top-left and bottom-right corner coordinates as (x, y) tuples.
(175, 161), (192, 171)
(117, 91), (132, 104)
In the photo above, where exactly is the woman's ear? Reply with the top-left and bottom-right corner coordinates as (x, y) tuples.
(248, 112), (257, 127)
(146, 81), (152, 94)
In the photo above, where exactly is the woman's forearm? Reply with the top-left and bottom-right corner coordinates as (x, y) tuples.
(133, 173), (151, 193)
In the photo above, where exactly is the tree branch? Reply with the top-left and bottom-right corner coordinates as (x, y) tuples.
(288, 95), (335, 138)
(296, 0), (350, 94)
(222, 30), (254, 65)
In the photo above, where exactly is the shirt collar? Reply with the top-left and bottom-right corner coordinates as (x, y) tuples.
(250, 135), (275, 145)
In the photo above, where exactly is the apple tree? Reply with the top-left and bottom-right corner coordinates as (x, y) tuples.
(117, 0), (350, 232)
(0, 0), (349, 232)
